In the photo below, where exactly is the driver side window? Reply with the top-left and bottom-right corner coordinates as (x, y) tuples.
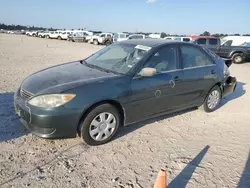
(143, 45), (178, 73)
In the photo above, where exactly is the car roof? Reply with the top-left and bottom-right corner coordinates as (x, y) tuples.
(119, 39), (183, 47)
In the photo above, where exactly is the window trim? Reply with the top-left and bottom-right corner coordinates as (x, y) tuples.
(208, 38), (219, 45)
(179, 43), (215, 69)
(132, 44), (180, 78)
(196, 38), (207, 45)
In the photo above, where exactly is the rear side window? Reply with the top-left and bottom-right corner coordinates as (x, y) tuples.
(180, 45), (214, 68)
(209, 38), (218, 45)
(197, 38), (206, 45)
(183, 38), (191, 42)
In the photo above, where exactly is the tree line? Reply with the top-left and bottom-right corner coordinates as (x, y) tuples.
(0, 23), (59, 31)
(200, 31), (250, 37)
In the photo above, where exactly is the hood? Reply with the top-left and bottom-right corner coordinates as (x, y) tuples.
(21, 61), (118, 95)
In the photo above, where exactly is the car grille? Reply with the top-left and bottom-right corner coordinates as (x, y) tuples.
(20, 88), (34, 101)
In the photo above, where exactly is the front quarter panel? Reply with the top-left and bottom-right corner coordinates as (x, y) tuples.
(64, 75), (131, 118)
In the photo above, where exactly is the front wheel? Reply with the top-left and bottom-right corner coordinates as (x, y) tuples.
(201, 85), (221, 112)
(80, 104), (120, 145)
(232, 53), (245, 64)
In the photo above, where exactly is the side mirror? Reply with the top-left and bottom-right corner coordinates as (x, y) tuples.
(138, 67), (157, 77)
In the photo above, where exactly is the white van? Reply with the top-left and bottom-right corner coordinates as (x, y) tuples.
(113, 33), (145, 42)
(113, 33), (130, 42)
(221, 36), (250, 46)
(164, 36), (192, 42)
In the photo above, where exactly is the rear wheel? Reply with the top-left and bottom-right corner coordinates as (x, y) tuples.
(80, 104), (120, 145)
(46, 35), (50, 39)
(93, 39), (99, 45)
(57, 36), (62, 40)
(201, 85), (221, 112)
(232, 53), (245, 64)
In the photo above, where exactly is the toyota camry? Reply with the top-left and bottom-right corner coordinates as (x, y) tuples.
(14, 39), (237, 145)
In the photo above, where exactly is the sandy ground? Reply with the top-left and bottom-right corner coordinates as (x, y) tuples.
(0, 33), (250, 188)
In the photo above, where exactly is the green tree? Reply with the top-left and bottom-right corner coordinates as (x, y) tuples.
(200, 31), (210, 36)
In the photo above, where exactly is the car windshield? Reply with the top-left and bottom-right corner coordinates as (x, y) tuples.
(84, 43), (151, 74)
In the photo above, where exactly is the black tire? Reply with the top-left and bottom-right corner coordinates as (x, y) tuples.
(232, 53), (245, 64)
(80, 104), (120, 145)
(93, 39), (99, 45)
(46, 35), (50, 39)
(201, 85), (221, 112)
(57, 36), (62, 40)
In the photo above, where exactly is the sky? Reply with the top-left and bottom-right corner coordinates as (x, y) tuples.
(0, 0), (249, 35)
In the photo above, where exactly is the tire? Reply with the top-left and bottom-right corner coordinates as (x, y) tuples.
(232, 53), (245, 64)
(46, 35), (50, 39)
(93, 39), (99, 45)
(57, 36), (62, 40)
(80, 104), (121, 145)
(32, 34), (36, 37)
(201, 85), (221, 112)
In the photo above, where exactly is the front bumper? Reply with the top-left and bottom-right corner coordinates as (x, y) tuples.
(222, 76), (237, 96)
(14, 89), (81, 139)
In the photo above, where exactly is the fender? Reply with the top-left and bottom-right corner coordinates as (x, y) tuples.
(228, 48), (247, 58)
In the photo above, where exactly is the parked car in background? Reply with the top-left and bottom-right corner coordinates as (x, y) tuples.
(26, 31), (38, 37)
(38, 31), (50, 38)
(148, 33), (161, 39)
(127, 34), (145, 40)
(193, 37), (250, 64)
(69, 30), (93, 42)
(89, 33), (113, 45)
(68, 32), (88, 42)
(113, 33), (145, 42)
(113, 33), (130, 42)
(14, 39), (236, 145)
(45, 31), (63, 39)
(7, 31), (15, 34)
(57, 31), (70, 40)
(165, 36), (192, 42)
(102, 36), (113, 45)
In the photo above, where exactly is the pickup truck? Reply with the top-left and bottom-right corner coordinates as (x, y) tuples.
(89, 33), (113, 45)
(193, 37), (250, 64)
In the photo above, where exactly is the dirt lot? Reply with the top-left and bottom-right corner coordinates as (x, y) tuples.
(0, 34), (250, 188)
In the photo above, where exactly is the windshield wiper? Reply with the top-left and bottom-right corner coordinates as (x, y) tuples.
(81, 60), (121, 75)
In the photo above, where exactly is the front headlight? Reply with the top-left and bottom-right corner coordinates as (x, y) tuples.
(28, 94), (75, 108)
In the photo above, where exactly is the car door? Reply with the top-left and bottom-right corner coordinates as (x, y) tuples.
(179, 44), (217, 107)
(207, 38), (220, 54)
(218, 40), (233, 57)
(126, 44), (184, 124)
